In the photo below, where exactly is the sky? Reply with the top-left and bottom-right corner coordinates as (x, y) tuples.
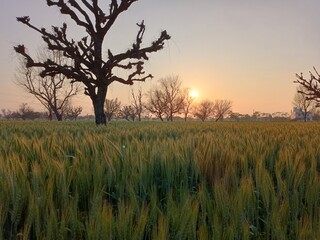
(0, 0), (319, 115)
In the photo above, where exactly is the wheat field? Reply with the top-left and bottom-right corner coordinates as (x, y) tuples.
(0, 121), (319, 239)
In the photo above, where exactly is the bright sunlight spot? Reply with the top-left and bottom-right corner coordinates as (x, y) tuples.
(190, 89), (199, 98)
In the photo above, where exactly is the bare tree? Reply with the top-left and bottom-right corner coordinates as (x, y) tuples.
(145, 88), (167, 121)
(63, 102), (83, 120)
(213, 99), (232, 122)
(131, 88), (144, 121)
(181, 88), (194, 121)
(295, 67), (320, 104)
(292, 86), (315, 122)
(104, 98), (121, 122)
(14, 1), (170, 125)
(1, 109), (13, 119)
(16, 51), (81, 121)
(160, 76), (184, 121)
(17, 103), (41, 120)
(120, 105), (136, 121)
(194, 100), (214, 122)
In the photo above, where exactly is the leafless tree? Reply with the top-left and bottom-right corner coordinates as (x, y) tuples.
(295, 67), (320, 104)
(120, 105), (136, 121)
(104, 98), (121, 122)
(1, 109), (13, 119)
(63, 102), (83, 120)
(17, 103), (41, 120)
(14, 1), (170, 125)
(194, 100), (215, 122)
(213, 99), (232, 122)
(181, 88), (194, 121)
(292, 86), (315, 122)
(159, 76), (184, 121)
(145, 89), (167, 121)
(16, 51), (81, 121)
(131, 88), (144, 121)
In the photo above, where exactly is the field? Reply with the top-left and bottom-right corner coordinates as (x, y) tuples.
(0, 121), (319, 239)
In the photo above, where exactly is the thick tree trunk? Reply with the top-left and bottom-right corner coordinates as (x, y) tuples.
(56, 114), (63, 121)
(52, 108), (63, 121)
(92, 86), (107, 125)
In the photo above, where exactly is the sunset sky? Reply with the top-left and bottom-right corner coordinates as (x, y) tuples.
(1, 0), (319, 115)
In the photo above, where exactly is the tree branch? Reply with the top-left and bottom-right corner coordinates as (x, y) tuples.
(295, 68), (320, 101)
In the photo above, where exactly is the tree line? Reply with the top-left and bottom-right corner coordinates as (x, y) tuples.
(104, 76), (232, 122)
(1, 102), (82, 121)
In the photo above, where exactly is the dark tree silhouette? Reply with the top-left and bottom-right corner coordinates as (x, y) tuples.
(295, 67), (320, 103)
(14, 0), (170, 125)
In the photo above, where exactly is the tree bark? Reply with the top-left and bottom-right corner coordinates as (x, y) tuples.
(92, 86), (107, 125)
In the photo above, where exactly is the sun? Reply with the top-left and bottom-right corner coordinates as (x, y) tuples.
(190, 89), (199, 98)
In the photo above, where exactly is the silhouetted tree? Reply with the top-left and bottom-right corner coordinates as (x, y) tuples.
(131, 88), (144, 121)
(120, 105), (136, 121)
(104, 98), (121, 121)
(194, 100), (214, 122)
(63, 103), (83, 120)
(145, 76), (184, 121)
(145, 89), (166, 121)
(295, 67), (320, 105)
(1, 109), (13, 119)
(16, 50), (81, 121)
(17, 103), (41, 120)
(182, 88), (195, 121)
(292, 86), (315, 122)
(14, 0), (170, 125)
(213, 99), (232, 122)
(160, 76), (184, 121)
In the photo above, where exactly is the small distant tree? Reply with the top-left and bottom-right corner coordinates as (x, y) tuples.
(145, 76), (184, 121)
(213, 99), (232, 122)
(292, 86), (315, 122)
(194, 100), (214, 122)
(1, 109), (13, 119)
(63, 103), (83, 120)
(120, 105), (136, 121)
(104, 98), (121, 122)
(131, 88), (144, 121)
(17, 103), (41, 120)
(229, 112), (241, 121)
(145, 89), (166, 121)
(159, 76), (184, 121)
(15, 51), (81, 121)
(181, 88), (194, 121)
